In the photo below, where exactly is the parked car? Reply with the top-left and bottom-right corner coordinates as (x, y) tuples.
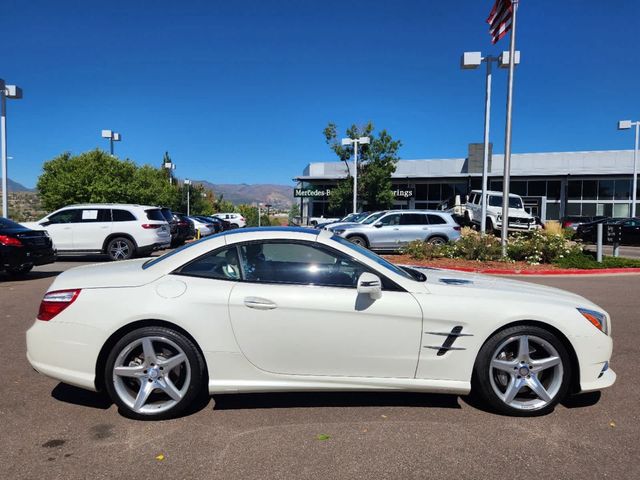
(1, 217), (56, 277)
(331, 210), (461, 250)
(576, 217), (640, 245)
(561, 215), (606, 231)
(437, 195), (467, 224)
(204, 216), (230, 232)
(26, 227), (615, 420)
(159, 208), (179, 246)
(308, 215), (341, 227)
(171, 213), (196, 247)
(188, 216), (216, 238)
(193, 216), (224, 234)
(315, 211), (371, 230)
(214, 213), (246, 228)
(465, 190), (535, 232)
(22, 204), (171, 261)
(326, 211), (389, 231)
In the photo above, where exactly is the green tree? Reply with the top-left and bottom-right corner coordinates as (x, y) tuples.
(288, 203), (301, 225)
(37, 149), (180, 212)
(237, 204), (271, 227)
(323, 122), (401, 213)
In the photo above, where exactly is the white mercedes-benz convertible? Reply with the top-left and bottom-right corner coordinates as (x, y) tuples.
(27, 227), (615, 419)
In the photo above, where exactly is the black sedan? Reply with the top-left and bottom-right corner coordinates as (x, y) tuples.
(576, 217), (640, 245)
(171, 213), (196, 247)
(0, 217), (56, 276)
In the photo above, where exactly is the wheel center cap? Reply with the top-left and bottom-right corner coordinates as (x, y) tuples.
(148, 368), (159, 379)
(518, 366), (530, 376)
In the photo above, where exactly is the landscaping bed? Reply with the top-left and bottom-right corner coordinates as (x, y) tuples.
(383, 255), (563, 273)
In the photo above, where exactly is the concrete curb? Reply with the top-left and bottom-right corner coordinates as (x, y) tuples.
(430, 266), (640, 276)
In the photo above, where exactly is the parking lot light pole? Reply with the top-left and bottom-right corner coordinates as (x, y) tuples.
(341, 136), (370, 213)
(461, 51), (520, 234)
(184, 179), (192, 216)
(1, 82), (23, 219)
(101, 130), (121, 156)
(618, 120), (639, 217)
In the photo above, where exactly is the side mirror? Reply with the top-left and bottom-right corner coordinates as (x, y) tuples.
(357, 272), (382, 300)
(374, 222), (383, 228)
(40, 221), (50, 227)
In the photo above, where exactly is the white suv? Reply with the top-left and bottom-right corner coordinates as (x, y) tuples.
(214, 213), (246, 228)
(465, 190), (535, 232)
(22, 204), (171, 261)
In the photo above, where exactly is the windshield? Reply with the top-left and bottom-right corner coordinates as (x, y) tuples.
(488, 195), (523, 209)
(330, 235), (416, 281)
(361, 211), (386, 225)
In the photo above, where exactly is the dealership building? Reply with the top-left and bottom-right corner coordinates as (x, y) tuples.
(294, 146), (639, 223)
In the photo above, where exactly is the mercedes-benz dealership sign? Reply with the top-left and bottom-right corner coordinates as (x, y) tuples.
(294, 188), (332, 198)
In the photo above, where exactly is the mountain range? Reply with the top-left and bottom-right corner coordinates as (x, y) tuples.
(3, 178), (295, 208)
(196, 182), (294, 209)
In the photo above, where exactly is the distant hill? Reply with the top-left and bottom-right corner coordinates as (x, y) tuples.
(0, 178), (33, 192)
(196, 182), (294, 209)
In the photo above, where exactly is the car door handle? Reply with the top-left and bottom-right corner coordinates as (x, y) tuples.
(243, 297), (277, 310)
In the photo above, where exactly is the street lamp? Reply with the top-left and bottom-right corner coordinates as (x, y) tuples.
(618, 120), (639, 217)
(341, 136), (370, 213)
(461, 51), (520, 234)
(101, 129), (122, 156)
(1, 80), (23, 218)
(163, 161), (176, 185)
(184, 179), (192, 215)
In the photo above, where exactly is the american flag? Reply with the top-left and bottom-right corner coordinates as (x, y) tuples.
(487, 0), (514, 44)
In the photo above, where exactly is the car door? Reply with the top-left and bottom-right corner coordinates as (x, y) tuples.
(368, 213), (402, 249)
(40, 209), (81, 250)
(621, 219), (640, 245)
(426, 213), (452, 239)
(227, 240), (423, 378)
(72, 208), (112, 250)
(398, 213), (429, 245)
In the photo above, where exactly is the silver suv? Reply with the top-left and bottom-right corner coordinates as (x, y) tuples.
(330, 210), (461, 251)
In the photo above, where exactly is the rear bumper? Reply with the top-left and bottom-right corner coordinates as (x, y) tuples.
(26, 319), (105, 391)
(2, 247), (56, 269)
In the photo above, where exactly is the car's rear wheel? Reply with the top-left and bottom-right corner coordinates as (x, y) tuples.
(230, 223), (239, 229)
(348, 235), (368, 247)
(472, 325), (571, 416)
(104, 326), (205, 420)
(107, 237), (135, 261)
(6, 264), (33, 277)
(427, 236), (447, 246)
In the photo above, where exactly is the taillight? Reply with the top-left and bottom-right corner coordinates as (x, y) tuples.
(240, 217), (245, 221)
(37, 289), (81, 321)
(178, 221), (188, 226)
(141, 224), (162, 229)
(0, 235), (23, 247)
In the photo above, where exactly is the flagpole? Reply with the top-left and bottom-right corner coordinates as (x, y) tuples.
(500, 0), (518, 256)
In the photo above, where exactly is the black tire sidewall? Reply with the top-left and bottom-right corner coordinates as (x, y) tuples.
(104, 326), (206, 420)
(428, 236), (446, 245)
(107, 237), (135, 261)
(349, 236), (367, 247)
(472, 325), (572, 416)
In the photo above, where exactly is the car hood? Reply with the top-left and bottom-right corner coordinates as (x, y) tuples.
(328, 222), (363, 230)
(21, 222), (43, 230)
(408, 266), (599, 308)
(504, 210), (532, 219)
(47, 258), (163, 290)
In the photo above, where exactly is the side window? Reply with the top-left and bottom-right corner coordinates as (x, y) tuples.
(239, 241), (368, 288)
(378, 213), (401, 226)
(489, 196), (502, 207)
(112, 209), (137, 222)
(400, 213), (428, 225)
(47, 209), (81, 224)
(469, 194), (477, 204)
(80, 209), (110, 222)
(177, 246), (241, 281)
(427, 214), (447, 225)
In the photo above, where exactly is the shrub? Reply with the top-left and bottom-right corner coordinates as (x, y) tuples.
(543, 221), (563, 236)
(442, 230), (503, 261)
(401, 240), (445, 260)
(507, 230), (582, 264)
(554, 251), (640, 269)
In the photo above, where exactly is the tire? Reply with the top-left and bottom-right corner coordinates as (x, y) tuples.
(348, 235), (368, 248)
(464, 211), (472, 226)
(7, 264), (33, 277)
(104, 326), (206, 420)
(486, 217), (495, 233)
(106, 237), (135, 261)
(230, 223), (239, 229)
(472, 325), (572, 416)
(427, 236), (447, 246)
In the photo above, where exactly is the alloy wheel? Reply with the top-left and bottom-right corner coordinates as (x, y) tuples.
(489, 334), (564, 411)
(112, 336), (191, 415)
(109, 240), (130, 260)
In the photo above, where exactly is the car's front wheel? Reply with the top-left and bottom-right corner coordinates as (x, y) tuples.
(104, 326), (206, 420)
(348, 235), (368, 248)
(472, 325), (572, 416)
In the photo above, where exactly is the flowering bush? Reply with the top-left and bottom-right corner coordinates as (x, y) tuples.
(401, 228), (583, 265)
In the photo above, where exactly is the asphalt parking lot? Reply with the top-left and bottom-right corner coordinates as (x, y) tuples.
(1, 258), (639, 480)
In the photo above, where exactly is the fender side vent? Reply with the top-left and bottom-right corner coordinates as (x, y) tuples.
(424, 326), (472, 356)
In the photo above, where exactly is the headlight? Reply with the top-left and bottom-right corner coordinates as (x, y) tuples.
(577, 308), (608, 335)
(497, 215), (502, 221)
(333, 229), (345, 235)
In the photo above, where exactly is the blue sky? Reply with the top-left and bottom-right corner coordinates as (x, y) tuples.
(4, 0), (639, 188)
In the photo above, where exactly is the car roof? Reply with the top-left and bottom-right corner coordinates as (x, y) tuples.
(61, 203), (161, 209)
(470, 190), (521, 197)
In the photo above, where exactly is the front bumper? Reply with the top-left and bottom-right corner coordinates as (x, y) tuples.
(26, 319), (105, 391)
